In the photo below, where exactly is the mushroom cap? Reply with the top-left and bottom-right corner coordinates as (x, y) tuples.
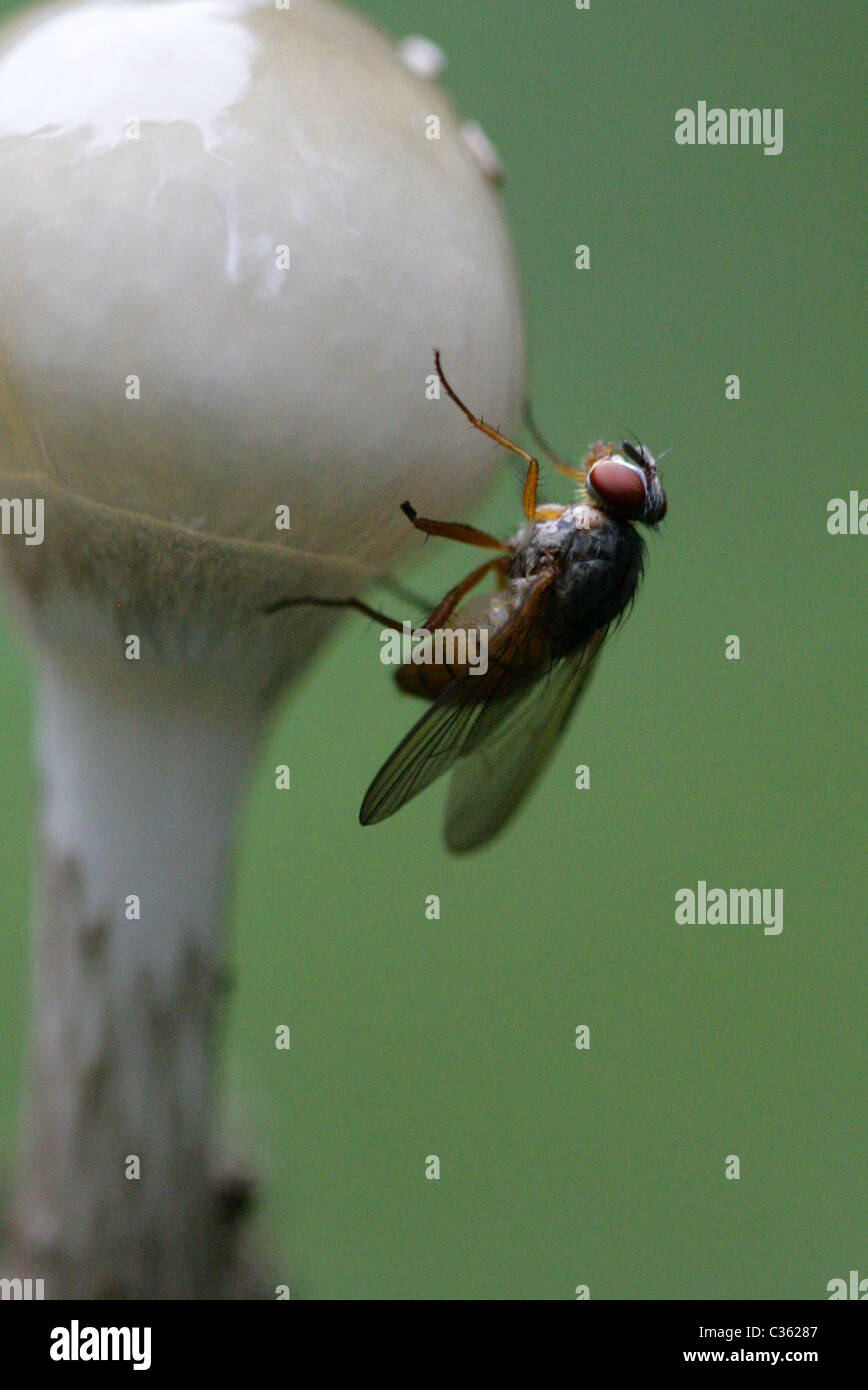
(0, 0), (524, 697)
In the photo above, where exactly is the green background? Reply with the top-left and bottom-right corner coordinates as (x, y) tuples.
(0, 0), (864, 1299)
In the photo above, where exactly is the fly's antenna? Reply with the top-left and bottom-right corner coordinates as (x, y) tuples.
(620, 430), (672, 471)
(619, 426), (645, 455)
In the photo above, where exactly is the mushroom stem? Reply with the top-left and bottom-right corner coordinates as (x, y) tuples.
(12, 654), (265, 1298)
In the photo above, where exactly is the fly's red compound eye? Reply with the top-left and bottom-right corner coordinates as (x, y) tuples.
(586, 457), (648, 519)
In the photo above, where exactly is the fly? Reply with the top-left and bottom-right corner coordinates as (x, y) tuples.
(266, 352), (667, 852)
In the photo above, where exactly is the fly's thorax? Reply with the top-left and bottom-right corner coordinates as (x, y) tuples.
(548, 515), (645, 655)
(563, 502), (611, 531)
(509, 503), (609, 580)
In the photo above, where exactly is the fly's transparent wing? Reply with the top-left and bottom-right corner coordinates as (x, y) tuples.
(359, 572), (557, 826)
(444, 627), (607, 853)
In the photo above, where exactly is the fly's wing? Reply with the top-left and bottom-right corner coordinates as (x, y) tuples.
(359, 571), (558, 827)
(444, 627), (607, 853)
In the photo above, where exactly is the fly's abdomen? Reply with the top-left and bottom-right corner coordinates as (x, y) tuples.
(397, 651), (462, 698)
(395, 589), (533, 700)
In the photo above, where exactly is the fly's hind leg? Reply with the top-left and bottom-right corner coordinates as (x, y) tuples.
(263, 594), (406, 632)
(422, 555), (510, 631)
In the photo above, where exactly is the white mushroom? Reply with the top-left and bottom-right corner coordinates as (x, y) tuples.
(0, 0), (524, 1297)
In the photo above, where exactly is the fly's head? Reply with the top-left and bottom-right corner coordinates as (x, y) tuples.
(585, 440), (667, 527)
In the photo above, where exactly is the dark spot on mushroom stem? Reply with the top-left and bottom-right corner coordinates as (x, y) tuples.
(213, 1169), (257, 1226)
(214, 963), (235, 997)
(80, 1053), (111, 1125)
(79, 915), (109, 963)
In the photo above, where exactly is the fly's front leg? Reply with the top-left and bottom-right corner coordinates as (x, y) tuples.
(435, 350), (543, 522)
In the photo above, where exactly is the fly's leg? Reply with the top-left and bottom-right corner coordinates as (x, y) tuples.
(263, 594), (406, 632)
(523, 398), (588, 484)
(434, 350), (543, 521)
(400, 500), (507, 551)
(583, 441), (613, 468)
(263, 555), (508, 632)
(422, 555), (510, 631)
